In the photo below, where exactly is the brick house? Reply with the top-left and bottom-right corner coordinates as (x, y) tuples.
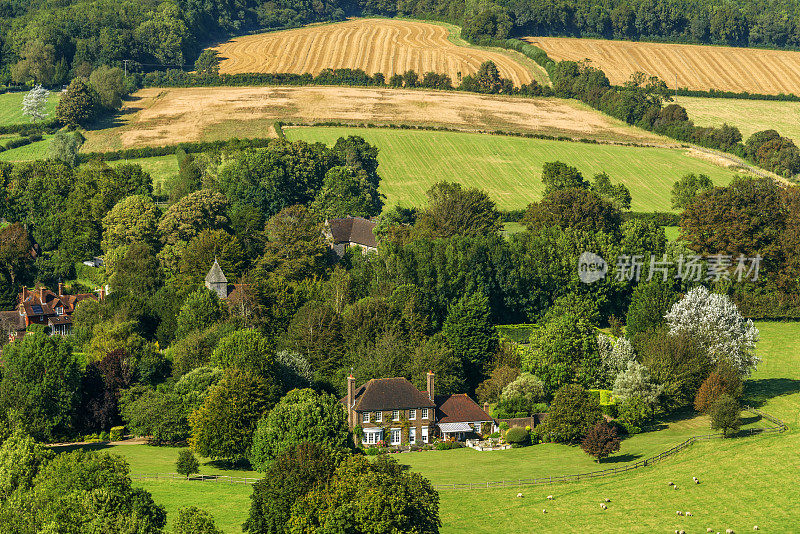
(1, 283), (99, 342)
(342, 372), (496, 446)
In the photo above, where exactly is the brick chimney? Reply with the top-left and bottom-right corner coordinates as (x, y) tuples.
(426, 371), (435, 402)
(483, 402), (490, 415)
(38, 286), (45, 301)
(346, 374), (356, 428)
(21, 287), (28, 301)
(57, 281), (64, 296)
(98, 287), (105, 300)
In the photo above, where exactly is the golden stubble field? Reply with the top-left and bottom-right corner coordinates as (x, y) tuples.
(211, 18), (540, 86)
(82, 85), (671, 151)
(528, 36), (800, 95)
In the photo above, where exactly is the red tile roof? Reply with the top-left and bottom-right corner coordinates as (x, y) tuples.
(435, 394), (494, 424)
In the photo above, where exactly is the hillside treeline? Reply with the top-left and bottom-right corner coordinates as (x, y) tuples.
(4, 0), (800, 87)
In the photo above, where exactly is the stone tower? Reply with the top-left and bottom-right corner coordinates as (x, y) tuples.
(204, 259), (228, 299)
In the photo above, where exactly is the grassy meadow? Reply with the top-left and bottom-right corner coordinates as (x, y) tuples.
(286, 127), (739, 212)
(60, 321), (799, 533)
(0, 91), (59, 127)
(678, 96), (800, 143)
(0, 134), (52, 161)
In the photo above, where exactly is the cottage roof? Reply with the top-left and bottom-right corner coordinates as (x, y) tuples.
(328, 217), (377, 248)
(205, 260), (228, 285)
(435, 394), (493, 424)
(344, 377), (435, 412)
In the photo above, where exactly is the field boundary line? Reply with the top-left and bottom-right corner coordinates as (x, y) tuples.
(127, 407), (786, 490)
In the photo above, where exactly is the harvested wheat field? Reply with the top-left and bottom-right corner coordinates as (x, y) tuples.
(82, 86), (668, 151)
(528, 36), (800, 95)
(211, 18), (542, 86)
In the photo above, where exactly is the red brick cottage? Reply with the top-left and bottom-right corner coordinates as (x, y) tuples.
(341, 372), (496, 446)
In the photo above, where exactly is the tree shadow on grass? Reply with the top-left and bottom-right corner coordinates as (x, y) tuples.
(601, 453), (643, 464)
(744, 378), (800, 410)
(204, 458), (252, 471)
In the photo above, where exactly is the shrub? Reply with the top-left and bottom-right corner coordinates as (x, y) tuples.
(616, 396), (650, 435)
(109, 426), (125, 441)
(709, 394), (741, 437)
(55, 78), (100, 126)
(581, 421), (621, 461)
(176, 449), (200, 479)
(434, 441), (463, 450)
(694, 361), (744, 413)
(540, 384), (603, 444)
(99, 431), (109, 441)
(504, 426), (531, 447)
(174, 506), (223, 534)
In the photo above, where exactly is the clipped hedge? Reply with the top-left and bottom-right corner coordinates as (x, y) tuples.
(504, 426), (531, 447)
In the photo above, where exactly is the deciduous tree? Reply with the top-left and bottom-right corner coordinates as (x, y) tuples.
(581, 421), (621, 461)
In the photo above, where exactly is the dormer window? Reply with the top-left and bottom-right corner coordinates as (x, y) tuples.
(55, 307), (63, 316)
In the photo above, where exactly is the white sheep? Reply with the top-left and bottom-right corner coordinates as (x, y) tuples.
(604, 498), (611, 502)
(547, 495), (554, 500)
(726, 529), (734, 534)
(674, 485), (679, 490)
(677, 511), (684, 516)
(707, 529), (714, 533)
(695, 479), (701, 484)
(686, 512), (693, 517)
(542, 509), (547, 514)
(600, 504), (607, 510)
(679, 531), (686, 534)
(516, 493), (523, 498)
(754, 527), (759, 531)
(669, 482), (675, 486)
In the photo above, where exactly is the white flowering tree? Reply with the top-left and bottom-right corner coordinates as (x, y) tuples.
(21, 85), (50, 122)
(598, 333), (636, 387)
(613, 360), (662, 406)
(665, 286), (760, 375)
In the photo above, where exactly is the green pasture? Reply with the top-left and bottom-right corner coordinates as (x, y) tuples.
(0, 90), (59, 126)
(678, 95), (800, 143)
(285, 127), (739, 212)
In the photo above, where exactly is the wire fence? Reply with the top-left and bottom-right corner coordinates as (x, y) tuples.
(128, 406), (787, 490)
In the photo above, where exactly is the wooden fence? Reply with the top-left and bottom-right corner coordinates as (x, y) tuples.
(128, 406), (787, 490)
(431, 406), (788, 490)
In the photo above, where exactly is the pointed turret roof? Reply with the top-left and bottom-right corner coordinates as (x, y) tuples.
(205, 260), (227, 285)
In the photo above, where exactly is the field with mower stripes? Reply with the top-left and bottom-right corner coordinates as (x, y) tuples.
(285, 126), (740, 212)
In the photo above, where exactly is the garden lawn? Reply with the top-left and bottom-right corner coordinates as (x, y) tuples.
(286, 127), (739, 212)
(0, 91), (59, 126)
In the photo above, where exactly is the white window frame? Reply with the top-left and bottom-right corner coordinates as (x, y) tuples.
(409, 409), (416, 420)
(392, 409), (400, 421)
(421, 427), (429, 443)
(409, 427), (416, 444)
(375, 411), (382, 423)
(362, 412), (370, 423)
(390, 428), (401, 445)
(421, 408), (429, 420)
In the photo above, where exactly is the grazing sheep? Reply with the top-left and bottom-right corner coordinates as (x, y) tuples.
(600, 504), (607, 510)
(679, 531), (686, 534)
(677, 511), (684, 516)
(707, 529), (714, 533)
(542, 509), (547, 514)
(695, 479), (701, 484)
(547, 495), (554, 500)
(604, 498), (611, 502)
(516, 493), (523, 498)
(754, 527), (759, 531)
(686, 512), (693, 516)
(669, 482), (675, 486)
(674, 485), (679, 490)
(726, 529), (734, 534)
